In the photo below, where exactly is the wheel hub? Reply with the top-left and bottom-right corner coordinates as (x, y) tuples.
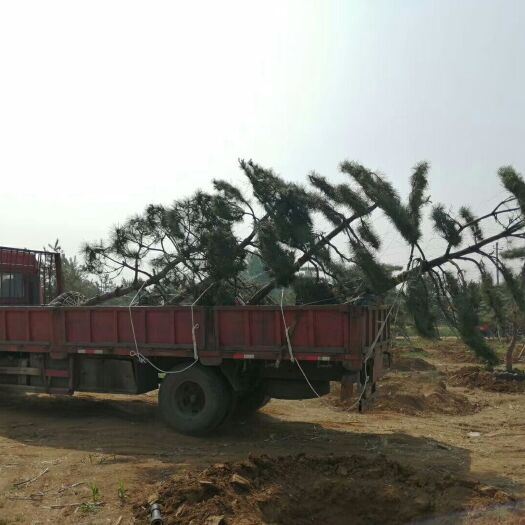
(176, 381), (205, 415)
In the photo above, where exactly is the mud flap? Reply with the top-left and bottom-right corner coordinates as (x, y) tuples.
(340, 372), (359, 402)
(372, 346), (384, 382)
(358, 381), (377, 412)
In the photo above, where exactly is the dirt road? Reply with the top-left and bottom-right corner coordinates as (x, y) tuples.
(0, 343), (524, 524)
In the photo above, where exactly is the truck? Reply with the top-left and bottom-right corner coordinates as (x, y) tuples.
(0, 246), (391, 435)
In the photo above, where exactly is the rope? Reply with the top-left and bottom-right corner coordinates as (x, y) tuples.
(279, 287), (395, 404)
(346, 259), (423, 411)
(128, 281), (215, 375)
(277, 259), (422, 411)
(280, 285), (397, 408)
(126, 260), (420, 402)
(346, 300), (398, 411)
(280, 289), (322, 398)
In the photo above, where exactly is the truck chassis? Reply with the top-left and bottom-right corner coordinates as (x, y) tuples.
(0, 304), (390, 435)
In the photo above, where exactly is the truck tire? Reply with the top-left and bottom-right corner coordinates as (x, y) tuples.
(159, 364), (231, 436)
(231, 384), (270, 421)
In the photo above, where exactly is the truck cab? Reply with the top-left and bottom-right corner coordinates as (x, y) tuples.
(0, 247), (63, 305)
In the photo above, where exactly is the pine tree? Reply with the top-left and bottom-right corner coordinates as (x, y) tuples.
(82, 160), (525, 365)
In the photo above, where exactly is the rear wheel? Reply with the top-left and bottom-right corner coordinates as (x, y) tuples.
(231, 383), (270, 421)
(159, 364), (231, 436)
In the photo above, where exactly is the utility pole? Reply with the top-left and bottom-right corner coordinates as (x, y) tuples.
(496, 242), (500, 285)
(495, 241), (501, 341)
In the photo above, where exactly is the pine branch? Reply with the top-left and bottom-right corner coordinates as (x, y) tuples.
(247, 204), (377, 304)
(391, 219), (525, 291)
(83, 213), (270, 306)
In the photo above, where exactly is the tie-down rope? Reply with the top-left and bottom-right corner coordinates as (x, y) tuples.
(128, 281), (215, 375)
(279, 259), (421, 409)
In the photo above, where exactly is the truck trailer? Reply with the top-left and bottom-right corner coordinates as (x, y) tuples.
(0, 247), (390, 435)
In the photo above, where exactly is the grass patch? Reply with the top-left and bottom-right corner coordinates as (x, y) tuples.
(79, 503), (99, 514)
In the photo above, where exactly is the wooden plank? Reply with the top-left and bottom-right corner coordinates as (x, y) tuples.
(0, 366), (40, 376)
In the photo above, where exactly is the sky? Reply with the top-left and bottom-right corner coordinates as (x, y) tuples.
(1, 0), (524, 270)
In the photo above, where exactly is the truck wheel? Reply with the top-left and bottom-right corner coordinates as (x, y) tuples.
(159, 364), (231, 436)
(232, 384), (270, 421)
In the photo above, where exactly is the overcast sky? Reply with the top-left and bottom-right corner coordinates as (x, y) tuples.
(1, 1), (524, 269)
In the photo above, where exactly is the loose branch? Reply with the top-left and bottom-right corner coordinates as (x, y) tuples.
(13, 467), (49, 487)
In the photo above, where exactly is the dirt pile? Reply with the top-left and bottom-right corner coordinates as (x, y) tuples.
(372, 373), (481, 416)
(135, 454), (512, 525)
(427, 341), (481, 364)
(448, 367), (525, 393)
(329, 372), (480, 416)
(392, 355), (436, 372)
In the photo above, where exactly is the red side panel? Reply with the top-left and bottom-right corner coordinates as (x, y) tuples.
(65, 310), (91, 343)
(313, 310), (348, 347)
(31, 311), (53, 341)
(91, 310), (116, 343)
(249, 310), (278, 347)
(0, 249), (39, 274)
(5, 311), (29, 341)
(0, 308), (53, 343)
(62, 307), (204, 348)
(145, 310), (173, 345)
(215, 306), (366, 355)
(216, 310), (246, 347)
(0, 305), (389, 370)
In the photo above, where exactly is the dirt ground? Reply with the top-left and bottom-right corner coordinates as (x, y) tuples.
(0, 340), (525, 524)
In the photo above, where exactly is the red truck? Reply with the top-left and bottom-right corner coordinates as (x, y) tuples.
(0, 247), (390, 435)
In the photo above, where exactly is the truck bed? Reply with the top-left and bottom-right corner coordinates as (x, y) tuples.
(0, 304), (391, 433)
(0, 304), (390, 366)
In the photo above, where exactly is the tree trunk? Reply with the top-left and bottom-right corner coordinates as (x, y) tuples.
(506, 321), (518, 372)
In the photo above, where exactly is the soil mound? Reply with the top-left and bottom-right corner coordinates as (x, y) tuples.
(330, 372), (480, 416)
(428, 341), (481, 364)
(392, 355), (436, 372)
(373, 374), (480, 416)
(448, 367), (525, 393)
(135, 454), (512, 525)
